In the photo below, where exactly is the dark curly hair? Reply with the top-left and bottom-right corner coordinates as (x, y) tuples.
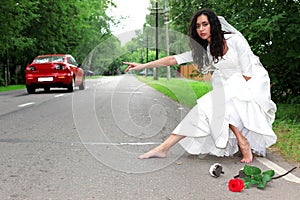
(188, 8), (226, 71)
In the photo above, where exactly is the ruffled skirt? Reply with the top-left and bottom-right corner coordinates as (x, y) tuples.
(173, 64), (277, 157)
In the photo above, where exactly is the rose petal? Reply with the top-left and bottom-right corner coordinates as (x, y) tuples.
(228, 178), (244, 192)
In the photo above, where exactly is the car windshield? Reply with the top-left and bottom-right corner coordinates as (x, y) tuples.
(33, 56), (64, 63)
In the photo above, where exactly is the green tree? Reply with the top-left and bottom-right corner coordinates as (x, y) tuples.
(0, 0), (39, 85)
(165, 0), (300, 103)
(82, 34), (124, 75)
(0, 0), (116, 85)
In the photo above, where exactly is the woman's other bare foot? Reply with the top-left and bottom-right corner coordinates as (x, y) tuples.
(239, 139), (253, 163)
(138, 147), (167, 159)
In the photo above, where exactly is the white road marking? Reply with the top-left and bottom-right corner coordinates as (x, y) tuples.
(256, 157), (300, 184)
(18, 102), (35, 107)
(82, 142), (160, 146)
(114, 92), (143, 94)
(54, 94), (65, 98)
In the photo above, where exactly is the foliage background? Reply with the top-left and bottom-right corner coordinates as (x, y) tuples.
(0, 0), (299, 103)
(0, 0), (117, 85)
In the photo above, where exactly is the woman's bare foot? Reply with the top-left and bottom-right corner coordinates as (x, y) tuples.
(138, 147), (167, 159)
(138, 134), (185, 159)
(239, 139), (253, 163)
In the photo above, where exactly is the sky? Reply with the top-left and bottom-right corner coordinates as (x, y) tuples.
(108, 0), (150, 44)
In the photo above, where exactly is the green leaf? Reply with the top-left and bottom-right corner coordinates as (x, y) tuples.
(243, 165), (262, 176)
(242, 177), (251, 183)
(263, 174), (272, 182)
(262, 170), (275, 178)
(253, 174), (262, 181)
(257, 180), (267, 189)
(250, 179), (258, 185)
(244, 182), (251, 189)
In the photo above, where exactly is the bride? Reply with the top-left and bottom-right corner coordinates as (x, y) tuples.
(124, 8), (277, 163)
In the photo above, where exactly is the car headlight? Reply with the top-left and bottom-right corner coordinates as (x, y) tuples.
(28, 66), (36, 71)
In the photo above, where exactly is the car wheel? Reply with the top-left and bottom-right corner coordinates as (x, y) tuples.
(44, 87), (50, 92)
(26, 86), (35, 94)
(79, 76), (85, 90)
(67, 77), (75, 92)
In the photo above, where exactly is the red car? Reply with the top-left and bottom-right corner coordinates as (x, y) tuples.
(25, 54), (85, 94)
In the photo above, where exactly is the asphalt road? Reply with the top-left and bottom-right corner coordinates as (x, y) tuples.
(0, 75), (299, 199)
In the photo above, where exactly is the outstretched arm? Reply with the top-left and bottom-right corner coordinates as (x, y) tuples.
(124, 55), (178, 72)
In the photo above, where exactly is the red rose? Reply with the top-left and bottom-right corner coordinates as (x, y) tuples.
(228, 178), (244, 192)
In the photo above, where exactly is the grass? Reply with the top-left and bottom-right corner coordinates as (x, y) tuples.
(0, 85), (25, 92)
(272, 104), (300, 163)
(137, 76), (300, 163)
(137, 76), (212, 108)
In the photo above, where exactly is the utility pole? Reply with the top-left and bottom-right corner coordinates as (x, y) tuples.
(144, 24), (151, 77)
(145, 27), (149, 77)
(164, 0), (170, 80)
(153, 1), (159, 80)
(150, 1), (169, 80)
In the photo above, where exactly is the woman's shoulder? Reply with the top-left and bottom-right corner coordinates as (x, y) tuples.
(225, 33), (243, 41)
(225, 33), (248, 47)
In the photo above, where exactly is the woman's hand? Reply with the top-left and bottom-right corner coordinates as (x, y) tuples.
(123, 62), (145, 72)
(123, 56), (177, 72)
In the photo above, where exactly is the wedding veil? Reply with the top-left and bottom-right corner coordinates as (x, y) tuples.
(201, 16), (255, 74)
(218, 16), (249, 45)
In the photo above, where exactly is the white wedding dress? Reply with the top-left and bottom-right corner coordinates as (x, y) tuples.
(172, 33), (277, 157)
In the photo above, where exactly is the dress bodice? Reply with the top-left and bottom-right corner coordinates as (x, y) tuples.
(209, 34), (244, 81)
(208, 34), (256, 102)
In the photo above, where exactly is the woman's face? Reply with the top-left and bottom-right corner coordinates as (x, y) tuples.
(196, 14), (211, 42)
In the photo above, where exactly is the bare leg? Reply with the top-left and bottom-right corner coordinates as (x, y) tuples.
(138, 134), (186, 159)
(229, 124), (253, 163)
